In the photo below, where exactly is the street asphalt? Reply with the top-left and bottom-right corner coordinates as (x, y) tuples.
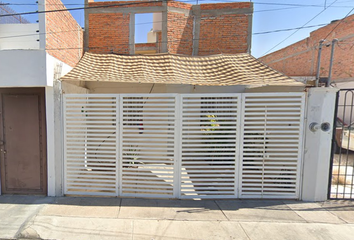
(0, 195), (354, 240)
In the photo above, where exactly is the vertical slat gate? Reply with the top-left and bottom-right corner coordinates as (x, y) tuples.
(240, 93), (305, 199)
(64, 95), (118, 196)
(180, 94), (240, 199)
(63, 93), (305, 199)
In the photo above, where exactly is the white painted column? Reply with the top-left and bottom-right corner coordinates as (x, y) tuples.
(45, 86), (56, 196)
(301, 87), (338, 201)
(38, 0), (46, 50)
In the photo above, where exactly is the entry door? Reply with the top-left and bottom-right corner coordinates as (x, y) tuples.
(0, 88), (47, 195)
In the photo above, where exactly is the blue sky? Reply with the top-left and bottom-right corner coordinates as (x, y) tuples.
(6, 0), (354, 57)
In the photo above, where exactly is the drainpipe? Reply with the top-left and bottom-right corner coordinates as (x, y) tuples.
(327, 39), (338, 87)
(315, 39), (325, 87)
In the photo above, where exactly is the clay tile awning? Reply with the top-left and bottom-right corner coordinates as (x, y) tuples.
(61, 52), (303, 86)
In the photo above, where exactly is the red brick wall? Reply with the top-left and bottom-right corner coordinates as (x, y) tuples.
(88, 13), (130, 54)
(45, 0), (83, 67)
(167, 0), (192, 10)
(167, 12), (194, 55)
(88, 1), (162, 8)
(87, 0), (251, 56)
(260, 14), (354, 81)
(198, 14), (249, 55)
(135, 42), (157, 53)
(199, 2), (251, 10)
(157, 31), (162, 53)
(260, 39), (316, 76)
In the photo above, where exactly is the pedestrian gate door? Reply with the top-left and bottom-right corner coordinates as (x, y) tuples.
(64, 93), (305, 199)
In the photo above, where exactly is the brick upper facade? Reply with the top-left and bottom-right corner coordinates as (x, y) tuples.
(45, 0), (83, 67)
(85, 0), (253, 56)
(260, 14), (354, 82)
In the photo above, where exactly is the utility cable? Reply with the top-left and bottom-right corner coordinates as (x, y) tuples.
(177, 0), (354, 8)
(322, 6), (354, 40)
(2, 0), (354, 18)
(4, 1), (354, 9)
(260, 0), (340, 57)
(0, 19), (328, 40)
(0, 0), (164, 18)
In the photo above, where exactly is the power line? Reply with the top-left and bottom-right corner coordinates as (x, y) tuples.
(43, 29), (335, 51)
(323, 6), (354, 40)
(2, 0), (354, 8)
(0, 3), (84, 6)
(4, 1), (354, 9)
(0, 1), (164, 18)
(253, 23), (328, 35)
(260, 0), (340, 57)
(179, 0), (354, 8)
(0, 20), (329, 40)
(0, 1), (333, 20)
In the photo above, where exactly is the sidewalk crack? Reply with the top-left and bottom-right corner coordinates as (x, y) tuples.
(117, 198), (122, 219)
(239, 223), (251, 240)
(131, 220), (134, 240)
(214, 200), (230, 221)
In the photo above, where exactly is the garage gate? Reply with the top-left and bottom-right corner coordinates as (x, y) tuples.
(63, 93), (305, 199)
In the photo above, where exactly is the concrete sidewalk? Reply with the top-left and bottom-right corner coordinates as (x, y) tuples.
(1, 196), (354, 240)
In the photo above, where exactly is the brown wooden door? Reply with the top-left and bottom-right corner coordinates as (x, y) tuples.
(0, 88), (47, 195)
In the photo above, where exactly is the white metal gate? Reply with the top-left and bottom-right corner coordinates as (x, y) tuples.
(63, 93), (305, 199)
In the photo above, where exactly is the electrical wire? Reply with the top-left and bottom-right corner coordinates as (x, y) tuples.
(253, 23), (327, 35)
(0, 3), (323, 20)
(40, 30), (329, 51)
(322, 6), (354, 40)
(1, 0), (349, 55)
(260, 0), (340, 57)
(3, 1), (354, 8)
(178, 0), (354, 8)
(0, 21), (329, 40)
(0, 0), (164, 18)
(2, 0), (354, 17)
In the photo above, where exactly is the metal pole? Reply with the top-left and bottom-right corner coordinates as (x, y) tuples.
(327, 39), (338, 87)
(315, 39), (325, 87)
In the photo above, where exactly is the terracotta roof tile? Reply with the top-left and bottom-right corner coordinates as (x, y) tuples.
(61, 52), (303, 86)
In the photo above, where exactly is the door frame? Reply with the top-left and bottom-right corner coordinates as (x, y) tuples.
(0, 87), (47, 195)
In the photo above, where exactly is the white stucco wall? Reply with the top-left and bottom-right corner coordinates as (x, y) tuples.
(0, 50), (72, 88)
(0, 50), (47, 87)
(44, 54), (73, 196)
(147, 30), (157, 43)
(0, 24), (39, 50)
(302, 87), (338, 201)
(153, 13), (162, 32)
(46, 53), (72, 87)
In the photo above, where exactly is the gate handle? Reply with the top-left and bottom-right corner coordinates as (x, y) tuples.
(309, 122), (320, 132)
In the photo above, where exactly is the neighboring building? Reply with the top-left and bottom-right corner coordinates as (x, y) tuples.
(259, 14), (354, 85)
(85, 0), (253, 55)
(260, 14), (354, 125)
(0, 0), (83, 196)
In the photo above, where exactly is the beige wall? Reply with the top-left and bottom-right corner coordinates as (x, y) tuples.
(85, 82), (248, 94)
(60, 81), (307, 95)
(244, 85), (306, 93)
